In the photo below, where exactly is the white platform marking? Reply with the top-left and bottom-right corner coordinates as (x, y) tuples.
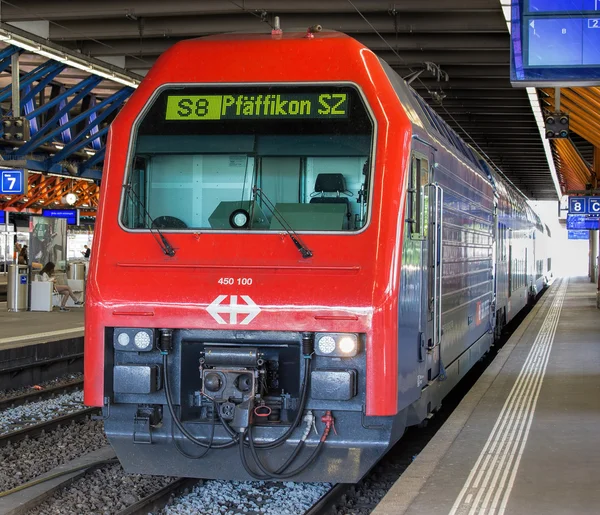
(0, 326), (84, 345)
(449, 279), (568, 515)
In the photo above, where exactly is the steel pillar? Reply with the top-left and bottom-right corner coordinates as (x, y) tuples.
(11, 52), (19, 115)
(590, 230), (598, 284)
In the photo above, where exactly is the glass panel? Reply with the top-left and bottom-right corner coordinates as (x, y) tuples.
(122, 85), (373, 232)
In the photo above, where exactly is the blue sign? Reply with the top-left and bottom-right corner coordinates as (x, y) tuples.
(567, 213), (600, 229)
(568, 229), (590, 239)
(568, 196), (600, 214)
(588, 197), (600, 214)
(19, 274), (27, 285)
(569, 196), (587, 214)
(0, 169), (25, 194)
(512, 0), (600, 85)
(42, 208), (78, 225)
(0, 210), (4, 224)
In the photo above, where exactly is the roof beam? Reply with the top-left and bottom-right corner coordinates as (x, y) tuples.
(63, 33), (510, 57)
(47, 13), (506, 40)
(2, 0), (503, 21)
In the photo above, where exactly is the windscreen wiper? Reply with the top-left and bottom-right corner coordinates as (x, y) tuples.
(252, 187), (313, 259)
(124, 185), (176, 257)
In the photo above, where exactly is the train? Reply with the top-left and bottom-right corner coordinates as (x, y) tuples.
(84, 29), (552, 483)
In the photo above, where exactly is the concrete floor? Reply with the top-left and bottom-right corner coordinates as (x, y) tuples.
(0, 303), (84, 350)
(374, 277), (600, 515)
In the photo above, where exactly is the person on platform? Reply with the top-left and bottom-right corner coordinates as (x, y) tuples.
(18, 245), (28, 265)
(39, 261), (82, 312)
(81, 245), (91, 259)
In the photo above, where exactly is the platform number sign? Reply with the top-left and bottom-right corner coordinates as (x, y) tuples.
(588, 198), (600, 215)
(0, 169), (25, 195)
(569, 197), (586, 214)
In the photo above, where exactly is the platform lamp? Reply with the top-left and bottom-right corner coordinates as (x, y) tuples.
(544, 112), (569, 139)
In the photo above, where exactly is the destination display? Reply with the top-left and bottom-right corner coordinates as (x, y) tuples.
(0, 210), (5, 224)
(165, 93), (350, 121)
(511, 0), (600, 85)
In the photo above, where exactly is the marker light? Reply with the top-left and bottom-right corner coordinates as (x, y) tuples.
(117, 332), (130, 347)
(317, 335), (336, 354)
(134, 331), (152, 350)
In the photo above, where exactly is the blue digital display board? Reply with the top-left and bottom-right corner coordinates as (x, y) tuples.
(42, 209), (78, 225)
(512, 0), (600, 85)
(0, 210), (5, 224)
(566, 213), (600, 229)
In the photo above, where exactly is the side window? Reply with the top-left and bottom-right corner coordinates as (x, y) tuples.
(408, 154), (429, 239)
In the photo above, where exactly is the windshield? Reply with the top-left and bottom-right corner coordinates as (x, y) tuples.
(121, 84), (374, 232)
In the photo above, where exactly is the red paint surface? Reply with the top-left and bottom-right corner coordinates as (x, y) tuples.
(84, 32), (412, 416)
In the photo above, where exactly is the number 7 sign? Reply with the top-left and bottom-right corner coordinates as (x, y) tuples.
(0, 169), (26, 195)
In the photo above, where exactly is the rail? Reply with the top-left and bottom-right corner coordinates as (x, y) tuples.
(0, 378), (83, 410)
(0, 406), (98, 448)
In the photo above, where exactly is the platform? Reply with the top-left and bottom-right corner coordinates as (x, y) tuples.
(0, 304), (84, 351)
(0, 273), (6, 300)
(374, 276), (600, 515)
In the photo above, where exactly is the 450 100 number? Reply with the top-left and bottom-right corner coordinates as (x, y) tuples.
(218, 277), (253, 286)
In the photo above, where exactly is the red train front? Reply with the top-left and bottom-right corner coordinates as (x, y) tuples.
(84, 31), (414, 482)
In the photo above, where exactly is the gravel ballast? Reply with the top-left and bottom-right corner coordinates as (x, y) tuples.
(0, 418), (107, 492)
(0, 373), (83, 402)
(28, 463), (176, 515)
(161, 479), (332, 515)
(0, 389), (86, 435)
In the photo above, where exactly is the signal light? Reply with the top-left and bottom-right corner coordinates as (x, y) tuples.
(544, 112), (569, 139)
(2, 116), (30, 142)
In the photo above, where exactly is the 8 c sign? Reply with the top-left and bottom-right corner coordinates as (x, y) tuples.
(568, 196), (600, 215)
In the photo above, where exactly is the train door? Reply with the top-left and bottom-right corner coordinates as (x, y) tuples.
(409, 150), (439, 381)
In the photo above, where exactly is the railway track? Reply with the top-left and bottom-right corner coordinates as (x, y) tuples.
(0, 406), (99, 447)
(0, 351), (84, 391)
(114, 478), (198, 515)
(305, 484), (348, 515)
(0, 378), (83, 410)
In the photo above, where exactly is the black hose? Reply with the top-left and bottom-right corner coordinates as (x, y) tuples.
(240, 426), (324, 480)
(163, 354), (236, 449)
(219, 411), (304, 474)
(172, 401), (217, 459)
(253, 357), (311, 449)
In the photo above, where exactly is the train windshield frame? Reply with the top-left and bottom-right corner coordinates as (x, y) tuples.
(120, 83), (376, 234)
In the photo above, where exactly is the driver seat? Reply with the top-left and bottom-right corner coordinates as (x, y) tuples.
(309, 173), (351, 224)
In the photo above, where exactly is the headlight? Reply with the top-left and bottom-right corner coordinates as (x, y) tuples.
(338, 336), (357, 355)
(113, 328), (154, 352)
(315, 333), (359, 357)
